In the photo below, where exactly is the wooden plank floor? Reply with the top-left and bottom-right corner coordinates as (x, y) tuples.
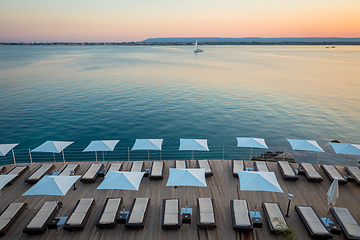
(0, 160), (359, 240)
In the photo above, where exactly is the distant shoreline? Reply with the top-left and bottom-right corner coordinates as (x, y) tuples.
(1, 42), (360, 45)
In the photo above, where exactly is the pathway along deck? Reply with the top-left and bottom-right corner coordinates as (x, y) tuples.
(0, 160), (359, 240)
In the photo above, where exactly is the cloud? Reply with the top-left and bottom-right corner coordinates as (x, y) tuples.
(197, 12), (236, 19)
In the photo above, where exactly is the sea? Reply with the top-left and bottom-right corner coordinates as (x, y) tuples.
(0, 45), (360, 166)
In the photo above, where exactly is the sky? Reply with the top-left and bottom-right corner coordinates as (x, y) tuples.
(1, 0), (360, 42)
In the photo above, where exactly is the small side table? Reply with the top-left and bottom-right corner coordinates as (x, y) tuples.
(181, 208), (192, 224)
(48, 218), (60, 229)
(98, 170), (106, 177)
(250, 211), (263, 228)
(329, 223), (341, 235)
(117, 211), (129, 223)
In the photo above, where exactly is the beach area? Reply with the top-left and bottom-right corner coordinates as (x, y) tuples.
(0, 159), (359, 239)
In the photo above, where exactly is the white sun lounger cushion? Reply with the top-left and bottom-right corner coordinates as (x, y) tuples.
(131, 161), (143, 172)
(7, 166), (26, 175)
(82, 164), (102, 179)
(256, 162), (269, 172)
(298, 206), (329, 235)
(175, 161), (186, 169)
(152, 162), (163, 176)
(322, 165), (346, 181)
(347, 167), (360, 181)
(128, 198), (149, 224)
(199, 198), (215, 224)
(279, 162), (295, 177)
(233, 200), (250, 227)
(0, 203), (25, 231)
(333, 207), (360, 238)
(26, 202), (57, 229)
(233, 161), (244, 175)
(28, 164), (53, 180)
(66, 198), (94, 225)
(59, 164), (79, 176)
(198, 160), (211, 173)
(164, 199), (179, 225)
(264, 203), (287, 230)
(99, 198), (121, 224)
(302, 163), (321, 179)
(108, 163), (122, 172)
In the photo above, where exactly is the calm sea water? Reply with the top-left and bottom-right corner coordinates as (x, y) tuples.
(1, 45), (360, 166)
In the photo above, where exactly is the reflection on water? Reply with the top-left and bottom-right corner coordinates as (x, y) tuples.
(0, 45), (359, 165)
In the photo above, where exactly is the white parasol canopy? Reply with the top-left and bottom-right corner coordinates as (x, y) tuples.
(31, 141), (74, 163)
(237, 171), (283, 193)
(97, 171), (145, 191)
(327, 178), (339, 207)
(0, 143), (19, 165)
(237, 137), (268, 169)
(329, 142), (360, 170)
(166, 168), (207, 187)
(83, 140), (119, 162)
(179, 139), (209, 160)
(287, 139), (325, 164)
(131, 139), (163, 161)
(23, 175), (80, 196)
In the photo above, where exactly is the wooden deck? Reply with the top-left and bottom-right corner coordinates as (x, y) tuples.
(0, 160), (359, 240)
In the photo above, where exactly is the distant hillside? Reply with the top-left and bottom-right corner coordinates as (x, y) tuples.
(141, 37), (360, 44)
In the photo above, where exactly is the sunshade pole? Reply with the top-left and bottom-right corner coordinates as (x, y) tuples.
(192, 150), (194, 161)
(12, 149), (16, 165)
(248, 147), (252, 168)
(343, 154), (348, 175)
(53, 152), (56, 163)
(62, 150), (65, 163)
(301, 150), (304, 164)
(160, 151), (161, 161)
(102, 151), (104, 161)
(317, 152), (320, 165)
(148, 149), (150, 161)
(223, 146), (224, 160)
(29, 149), (33, 164)
(95, 151), (98, 162)
(283, 148), (286, 161)
(128, 147), (130, 161)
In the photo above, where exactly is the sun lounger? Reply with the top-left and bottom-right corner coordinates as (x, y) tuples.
(80, 163), (103, 183)
(25, 164), (54, 184)
(6, 165), (29, 185)
(107, 163), (122, 172)
(23, 202), (62, 234)
(96, 198), (122, 228)
(64, 198), (95, 231)
(331, 207), (360, 240)
(321, 165), (348, 184)
(0, 202), (27, 236)
(162, 199), (181, 229)
(254, 161), (269, 172)
(295, 205), (333, 239)
(0, 166), (5, 174)
(262, 202), (288, 233)
(232, 160), (244, 177)
(301, 163), (323, 182)
(230, 199), (253, 231)
(58, 163), (80, 176)
(278, 161), (299, 181)
(197, 198), (216, 229)
(130, 161), (144, 172)
(174, 160), (187, 169)
(196, 159), (213, 177)
(125, 198), (150, 229)
(149, 162), (164, 180)
(346, 166), (360, 186)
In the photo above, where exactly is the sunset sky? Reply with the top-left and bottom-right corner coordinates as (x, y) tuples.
(1, 0), (359, 42)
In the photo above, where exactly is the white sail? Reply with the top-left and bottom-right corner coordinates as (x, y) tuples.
(194, 38), (203, 52)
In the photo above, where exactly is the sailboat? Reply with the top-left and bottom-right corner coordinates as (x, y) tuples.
(194, 38), (203, 53)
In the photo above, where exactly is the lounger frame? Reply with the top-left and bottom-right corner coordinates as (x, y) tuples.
(6, 165), (29, 185)
(331, 207), (360, 240)
(345, 166), (360, 186)
(130, 161), (144, 172)
(197, 198), (216, 229)
(301, 163), (323, 182)
(149, 161), (164, 180)
(59, 164), (80, 176)
(174, 160), (188, 169)
(25, 164), (55, 184)
(96, 197), (122, 228)
(262, 202), (287, 233)
(0, 202), (27, 236)
(196, 160), (213, 177)
(80, 164), (104, 183)
(125, 198), (150, 229)
(232, 160), (244, 177)
(230, 199), (253, 231)
(321, 165), (348, 185)
(254, 161), (269, 172)
(63, 199), (95, 231)
(278, 161), (299, 181)
(161, 198), (181, 229)
(0, 166), (5, 174)
(295, 205), (333, 239)
(23, 202), (62, 234)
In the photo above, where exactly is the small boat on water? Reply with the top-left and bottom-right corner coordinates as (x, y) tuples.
(194, 38), (203, 53)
